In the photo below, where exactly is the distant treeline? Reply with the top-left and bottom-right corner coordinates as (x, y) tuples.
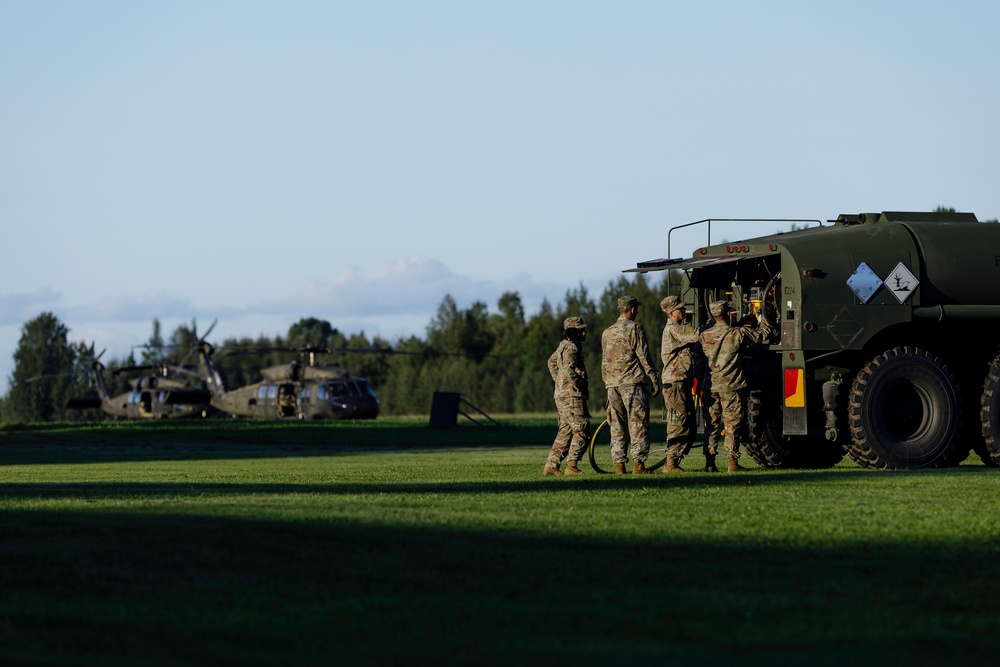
(0, 271), (684, 422)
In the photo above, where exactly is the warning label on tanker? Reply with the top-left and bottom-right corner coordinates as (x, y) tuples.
(886, 262), (919, 304)
(847, 262), (883, 304)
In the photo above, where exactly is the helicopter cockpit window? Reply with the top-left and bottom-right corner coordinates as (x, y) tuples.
(316, 384), (327, 401)
(356, 379), (377, 399)
(301, 387), (311, 400)
(267, 385), (278, 400)
(327, 382), (350, 398)
(257, 386), (269, 400)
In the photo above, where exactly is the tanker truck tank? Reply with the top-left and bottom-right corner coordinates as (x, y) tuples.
(628, 211), (1000, 471)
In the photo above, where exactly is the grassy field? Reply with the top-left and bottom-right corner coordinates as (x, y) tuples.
(2, 417), (1000, 665)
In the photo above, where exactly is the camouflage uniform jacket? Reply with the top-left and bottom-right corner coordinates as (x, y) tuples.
(699, 322), (767, 392)
(547, 339), (588, 399)
(661, 320), (701, 384)
(601, 316), (658, 388)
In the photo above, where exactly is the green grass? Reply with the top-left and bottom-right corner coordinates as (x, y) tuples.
(2, 418), (1000, 665)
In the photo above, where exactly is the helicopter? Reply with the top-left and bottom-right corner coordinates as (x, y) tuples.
(152, 318), (495, 421)
(181, 340), (380, 420)
(58, 351), (213, 419)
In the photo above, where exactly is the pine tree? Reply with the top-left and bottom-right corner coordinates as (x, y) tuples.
(4, 312), (77, 422)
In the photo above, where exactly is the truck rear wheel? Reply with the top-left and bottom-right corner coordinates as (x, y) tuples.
(980, 353), (1000, 466)
(847, 346), (965, 469)
(747, 391), (844, 469)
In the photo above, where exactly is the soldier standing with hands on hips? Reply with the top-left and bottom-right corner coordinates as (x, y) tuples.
(543, 317), (591, 476)
(659, 295), (702, 473)
(601, 295), (660, 475)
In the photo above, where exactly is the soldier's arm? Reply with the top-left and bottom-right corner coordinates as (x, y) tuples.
(634, 325), (659, 384)
(565, 346), (587, 387)
(739, 321), (769, 346)
(678, 325), (700, 345)
(758, 316), (775, 343)
(547, 349), (560, 382)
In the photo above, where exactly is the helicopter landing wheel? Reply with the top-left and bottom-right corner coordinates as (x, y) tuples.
(588, 419), (667, 474)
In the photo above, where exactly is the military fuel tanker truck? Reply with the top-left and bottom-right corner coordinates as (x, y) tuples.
(630, 211), (1000, 469)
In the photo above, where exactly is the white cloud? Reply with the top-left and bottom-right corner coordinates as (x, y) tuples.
(246, 258), (571, 319)
(62, 294), (209, 323)
(0, 288), (61, 325)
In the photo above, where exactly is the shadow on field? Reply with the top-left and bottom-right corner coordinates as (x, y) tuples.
(2, 501), (1000, 666)
(0, 420), (672, 467)
(0, 421), (570, 466)
(0, 463), (996, 502)
(0, 421), (561, 446)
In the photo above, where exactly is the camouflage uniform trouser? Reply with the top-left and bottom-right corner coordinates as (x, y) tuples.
(715, 388), (749, 460)
(663, 378), (695, 460)
(606, 384), (650, 464)
(702, 392), (722, 458)
(546, 396), (591, 468)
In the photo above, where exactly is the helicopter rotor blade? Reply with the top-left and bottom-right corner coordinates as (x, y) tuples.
(113, 364), (158, 375)
(179, 345), (197, 368)
(23, 373), (64, 383)
(202, 318), (218, 341)
(326, 346), (493, 359)
(112, 362), (176, 377)
(165, 364), (203, 380)
(182, 318), (218, 365)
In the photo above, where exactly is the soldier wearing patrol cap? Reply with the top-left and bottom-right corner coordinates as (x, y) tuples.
(600, 295), (660, 474)
(543, 316), (591, 476)
(659, 295), (702, 473)
(698, 299), (770, 472)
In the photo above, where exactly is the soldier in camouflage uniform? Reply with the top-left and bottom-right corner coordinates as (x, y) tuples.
(543, 317), (591, 476)
(693, 326), (723, 473)
(601, 295), (660, 475)
(659, 295), (701, 473)
(698, 300), (770, 472)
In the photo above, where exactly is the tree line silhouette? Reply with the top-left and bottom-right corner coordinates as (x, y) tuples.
(1, 272), (680, 422)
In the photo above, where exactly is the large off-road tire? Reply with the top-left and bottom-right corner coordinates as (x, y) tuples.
(847, 346), (965, 469)
(746, 391), (845, 469)
(979, 353), (1000, 466)
(588, 419), (667, 474)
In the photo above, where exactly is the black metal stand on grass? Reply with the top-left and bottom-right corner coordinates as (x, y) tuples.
(429, 391), (501, 428)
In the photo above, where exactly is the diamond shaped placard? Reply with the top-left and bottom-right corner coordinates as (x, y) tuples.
(847, 262), (883, 304)
(885, 262), (919, 304)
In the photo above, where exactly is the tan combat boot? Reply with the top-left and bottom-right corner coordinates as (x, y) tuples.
(564, 461), (584, 475)
(614, 461), (628, 475)
(542, 465), (563, 476)
(727, 456), (748, 472)
(662, 458), (685, 474)
(705, 455), (719, 473)
(632, 460), (652, 475)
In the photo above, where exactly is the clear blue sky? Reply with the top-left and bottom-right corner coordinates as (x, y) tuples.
(2, 1), (998, 392)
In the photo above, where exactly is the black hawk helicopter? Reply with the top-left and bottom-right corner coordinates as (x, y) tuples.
(145, 319), (379, 420)
(191, 340), (381, 420)
(166, 318), (486, 421)
(57, 350), (213, 419)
